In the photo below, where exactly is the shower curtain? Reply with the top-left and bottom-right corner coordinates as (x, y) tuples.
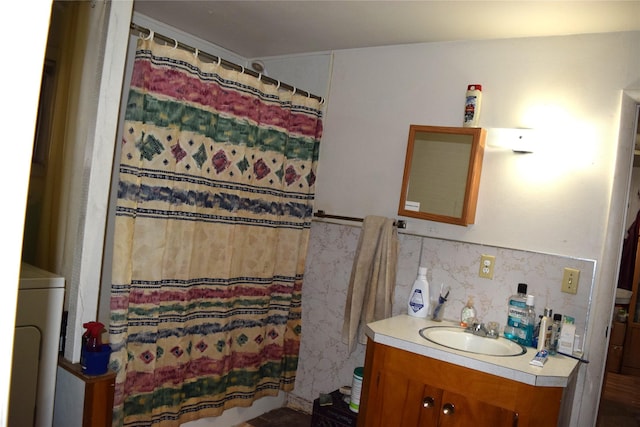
(109, 38), (323, 427)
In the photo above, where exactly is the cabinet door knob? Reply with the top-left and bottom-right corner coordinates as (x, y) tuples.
(442, 403), (455, 415)
(422, 396), (435, 408)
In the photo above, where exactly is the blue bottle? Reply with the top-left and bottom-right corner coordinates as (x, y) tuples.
(504, 283), (527, 342)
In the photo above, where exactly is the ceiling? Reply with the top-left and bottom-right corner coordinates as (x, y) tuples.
(133, 1), (640, 59)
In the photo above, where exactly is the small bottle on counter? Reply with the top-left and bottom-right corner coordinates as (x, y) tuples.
(537, 307), (553, 351)
(549, 313), (562, 355)
(460, 296), (477, 327)
(521, 295), (536, 347)
(408, 267), (430, 318)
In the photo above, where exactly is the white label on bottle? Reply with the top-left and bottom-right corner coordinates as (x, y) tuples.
(409, 289), (424, 312)
(464, 95), (477, 124)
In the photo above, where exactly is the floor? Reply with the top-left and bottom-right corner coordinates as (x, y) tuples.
(597, 372), (640, 427)
(241, 407), (312, 427)
(238, 373), (640, 427)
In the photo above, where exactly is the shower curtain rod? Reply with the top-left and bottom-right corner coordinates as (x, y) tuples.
(129, 22), (323, 103)
(314, 210), (407, 229)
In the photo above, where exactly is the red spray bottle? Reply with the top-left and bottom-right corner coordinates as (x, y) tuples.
(81, 321), (110, 375)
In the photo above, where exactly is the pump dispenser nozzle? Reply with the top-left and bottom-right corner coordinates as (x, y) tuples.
(82, 321), (104, 352)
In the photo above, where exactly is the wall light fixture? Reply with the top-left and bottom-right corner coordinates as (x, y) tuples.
(486, 128), (535, 153)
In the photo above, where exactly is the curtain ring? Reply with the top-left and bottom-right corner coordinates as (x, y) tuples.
(142, 30), (154, 41)
(257, 73), (262, 81)
(217, 56), (221, 66)
(276, 80), (281, 90)
(320, 97), (325, 105)
(194, 48), (199, 58)
(240, 66), (245, 74)
(292, 86), (296, 95)
(172, 38), (178, 49)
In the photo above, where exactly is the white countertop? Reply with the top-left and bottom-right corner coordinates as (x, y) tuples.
(365, 315), (580, 388)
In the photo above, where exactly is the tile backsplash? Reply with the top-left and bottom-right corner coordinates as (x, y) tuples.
(291, 221), (595, 410)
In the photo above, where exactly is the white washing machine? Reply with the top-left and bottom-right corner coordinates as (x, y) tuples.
(10, 263), (65, 427)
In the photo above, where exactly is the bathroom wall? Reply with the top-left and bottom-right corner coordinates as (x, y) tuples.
(312, 31), (640, 426)
(291, 220), (595, 412)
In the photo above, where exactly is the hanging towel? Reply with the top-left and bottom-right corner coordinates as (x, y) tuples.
(342, 216), (399, 353)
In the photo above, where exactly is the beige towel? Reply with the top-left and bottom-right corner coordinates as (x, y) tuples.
(342, 216), (399, 353)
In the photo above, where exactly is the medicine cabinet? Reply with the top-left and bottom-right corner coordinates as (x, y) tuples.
(398, 125), (486, 226)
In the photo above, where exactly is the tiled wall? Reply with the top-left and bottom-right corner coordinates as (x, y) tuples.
(290, 221), (595, 410)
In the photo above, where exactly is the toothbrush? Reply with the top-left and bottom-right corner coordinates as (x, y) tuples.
(432, 285), (449, 320)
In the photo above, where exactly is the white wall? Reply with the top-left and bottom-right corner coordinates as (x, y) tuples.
(316, 33), (639, 258)
(312, 32), (640, 426)
(0, 2), (52, 424)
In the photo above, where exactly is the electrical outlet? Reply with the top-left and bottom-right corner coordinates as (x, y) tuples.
(479, 255), (495, 279)
(561, 268), (580, 294)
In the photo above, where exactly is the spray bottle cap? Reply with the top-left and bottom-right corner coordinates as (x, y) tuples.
(83, 321), (105, 338)
(82, 321), (104, 352)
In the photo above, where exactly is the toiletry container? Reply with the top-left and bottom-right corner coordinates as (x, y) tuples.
(521, 295), (536, 347)
(504, 283), (528, 342)
(537, 307), (553, 351)
(550, 313), (562, 355)
(460, 296), (477, 327)
(349, 367), (364, 413)
(559, 317), (576, 354)
(408, 267), (430, 318)
(463, 84), (482, 127)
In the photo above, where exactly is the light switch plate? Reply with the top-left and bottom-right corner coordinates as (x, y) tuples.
(561, 268), (580, 294)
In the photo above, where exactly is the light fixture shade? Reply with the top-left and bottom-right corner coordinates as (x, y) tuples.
(486, 128), (535, 153)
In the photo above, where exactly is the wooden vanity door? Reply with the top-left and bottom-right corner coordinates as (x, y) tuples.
(374, 368), (442, 426)
(437, 389), (517, 427)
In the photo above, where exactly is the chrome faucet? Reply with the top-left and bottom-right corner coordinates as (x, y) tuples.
(465, 322), (497, 339)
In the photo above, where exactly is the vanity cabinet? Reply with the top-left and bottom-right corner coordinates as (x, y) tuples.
(357, 340), (564, 427)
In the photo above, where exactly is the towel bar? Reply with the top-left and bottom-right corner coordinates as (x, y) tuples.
(313, 210), (406, 229)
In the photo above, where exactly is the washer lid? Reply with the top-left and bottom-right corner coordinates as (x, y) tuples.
(19, 263), (65, 289)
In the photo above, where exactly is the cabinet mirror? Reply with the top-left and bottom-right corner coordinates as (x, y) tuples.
(398, 125), (486, 226)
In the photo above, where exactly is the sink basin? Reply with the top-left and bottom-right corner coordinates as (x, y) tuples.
(419, 326), (527, 357)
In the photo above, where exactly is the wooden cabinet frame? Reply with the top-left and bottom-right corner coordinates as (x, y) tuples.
(58, 358), (115, 427)
(358, 340), (564, 427)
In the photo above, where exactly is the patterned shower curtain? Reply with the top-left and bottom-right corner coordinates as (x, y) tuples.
(109, 38), (322, 427)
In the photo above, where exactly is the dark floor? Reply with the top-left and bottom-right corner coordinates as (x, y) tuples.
(245, 407), (311, 427)
(597, 373), (640, 427)
(598, 398), (640, 427)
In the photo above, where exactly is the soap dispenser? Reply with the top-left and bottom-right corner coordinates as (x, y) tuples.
(460, 296), (477, 327)
(408, 267), (430, 318)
